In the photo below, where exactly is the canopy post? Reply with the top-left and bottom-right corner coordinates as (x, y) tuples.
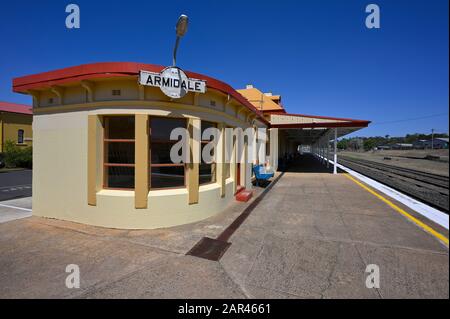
(333, 128), (338, 174)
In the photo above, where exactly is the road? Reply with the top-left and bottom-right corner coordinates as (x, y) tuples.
(0, 170), (32, 201)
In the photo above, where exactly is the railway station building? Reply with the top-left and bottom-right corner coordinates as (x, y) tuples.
(12, 62), (370, 229)
(0, 101), (33, 152)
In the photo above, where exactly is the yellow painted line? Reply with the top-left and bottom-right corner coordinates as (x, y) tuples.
(344, 173), (449, 246)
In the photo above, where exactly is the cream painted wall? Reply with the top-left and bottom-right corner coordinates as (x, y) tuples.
(33, 109), (242, 229)
(94, 79), (139, 101)
(64, 86), (87, 105)
(38, 90), (58, 108)
(30, 78), (268, 229)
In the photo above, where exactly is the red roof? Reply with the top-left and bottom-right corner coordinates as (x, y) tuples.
(0, 101), (32, 115)
(12, 62), (268, 125)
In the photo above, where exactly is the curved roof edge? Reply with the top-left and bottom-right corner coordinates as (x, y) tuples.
(12, 62), (268, 125)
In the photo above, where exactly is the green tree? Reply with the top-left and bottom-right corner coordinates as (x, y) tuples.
(337, 139), (349, 150)
(363, 139), (376, 151)
(3, 140), (32, 169)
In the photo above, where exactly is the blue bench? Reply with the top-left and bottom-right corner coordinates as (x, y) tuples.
(253, 164), (274, 186)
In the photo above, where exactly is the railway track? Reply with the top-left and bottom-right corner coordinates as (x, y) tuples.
(338, 156), (449, 212)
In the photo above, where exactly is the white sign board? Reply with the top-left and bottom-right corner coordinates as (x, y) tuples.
(139, 67), (206, 99)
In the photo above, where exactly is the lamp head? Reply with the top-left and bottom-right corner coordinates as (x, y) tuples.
(176, 14), (189, 37)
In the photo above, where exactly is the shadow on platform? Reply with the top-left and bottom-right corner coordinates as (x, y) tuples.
(281, 153), (342, 174)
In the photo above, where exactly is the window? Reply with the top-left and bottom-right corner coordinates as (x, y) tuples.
(150, 117), (187, 189)
(112, 89), (121, 96)
(103, 116), (135, 189)
(200, 121), (217, 185)
(224, 127), (231, 179)
(17, 129), (24, 144)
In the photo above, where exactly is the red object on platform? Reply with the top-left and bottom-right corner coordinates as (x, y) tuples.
(236, 189), (253, 202)
(235, 186), (244, 195)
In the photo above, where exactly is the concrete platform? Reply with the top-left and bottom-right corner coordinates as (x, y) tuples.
(0, 155), (448, 298)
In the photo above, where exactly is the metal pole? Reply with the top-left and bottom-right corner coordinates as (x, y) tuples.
(327, 132), (330, 168)
(333, 128), (337, 174)
(431, 128), (434, 150)
(319, 140), (321, 161)
(321, 139), (324, 164)
(322, 136), (325, 164)
(173, 36), (180, 66)
(321, 140), (324, 164)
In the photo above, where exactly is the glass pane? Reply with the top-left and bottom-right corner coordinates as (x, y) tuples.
(106, 166), (134, 189)
(201, 121), (217, 141)
(151, 166), (185, 189)
(150, 118), (187, 141)
(151, 142), (179, 164)
(199, 163), (216, 185)
(106, 142), (135, 164)
(201, 143), (215, 164)
(225, 163), (230, 179)
(18, 130), (24, 144)
(106, 116), (135, 139)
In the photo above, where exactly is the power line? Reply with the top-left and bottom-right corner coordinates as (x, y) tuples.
(371, 112), (449, 125)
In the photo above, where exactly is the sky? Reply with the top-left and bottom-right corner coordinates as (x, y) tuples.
(0, 0), (448, 137)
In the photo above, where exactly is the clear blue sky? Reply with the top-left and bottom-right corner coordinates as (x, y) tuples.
(0, 0), (448, 137)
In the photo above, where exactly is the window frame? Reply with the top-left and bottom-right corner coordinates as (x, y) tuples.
(103, 115), (136, 190)
(199, 121), (218, 186)
(149, 116), (188, 191)
(224, 126), (232, 180)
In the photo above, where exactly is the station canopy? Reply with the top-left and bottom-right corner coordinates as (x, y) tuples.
(237, 85), (370, 145)
(270, 113), (370, 144)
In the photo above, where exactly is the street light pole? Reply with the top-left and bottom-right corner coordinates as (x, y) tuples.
(431, 128), (435, 150)
(173, 15), (189, 66)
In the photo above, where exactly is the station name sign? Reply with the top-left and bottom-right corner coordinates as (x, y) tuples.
(139, 67), (206, 99)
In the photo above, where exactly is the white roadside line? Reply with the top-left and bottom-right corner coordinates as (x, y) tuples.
(0, 203), (32, 212)
(0, 184), (32, 190)
(316, 154), (449, 230)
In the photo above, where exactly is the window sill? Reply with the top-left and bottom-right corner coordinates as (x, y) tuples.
(149, 188), (188, 196)
(199, 182), (220, 191)
(97, 189), (134, 197)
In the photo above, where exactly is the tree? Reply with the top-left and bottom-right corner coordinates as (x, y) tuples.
(363, 139), (376, 151)
(3, 140), (32, 168)
(337, 139), (349, 150)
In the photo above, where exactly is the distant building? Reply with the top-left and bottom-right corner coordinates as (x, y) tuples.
(0, 101), (33, 152)
(391, 143), (413, 150)
(413, 138), (449, 149)
(413, 139), (428, 149)
(427, 138), (449, 149)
